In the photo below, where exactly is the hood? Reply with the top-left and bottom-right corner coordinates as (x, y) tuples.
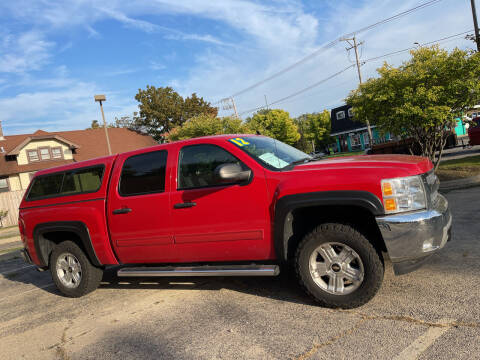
(294, 154), (432, 175)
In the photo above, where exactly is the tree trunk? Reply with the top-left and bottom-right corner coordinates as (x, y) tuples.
(434, 136), (448, 171)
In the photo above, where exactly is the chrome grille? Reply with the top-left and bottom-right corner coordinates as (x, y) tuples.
(422, 170), (439, 207)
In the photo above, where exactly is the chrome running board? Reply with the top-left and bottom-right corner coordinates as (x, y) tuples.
(117, 264), (280, 277)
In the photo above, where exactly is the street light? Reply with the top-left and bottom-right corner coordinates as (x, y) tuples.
(94, 94), (112, 155)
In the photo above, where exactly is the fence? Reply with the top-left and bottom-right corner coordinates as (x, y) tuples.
(0, 190), (25, 227)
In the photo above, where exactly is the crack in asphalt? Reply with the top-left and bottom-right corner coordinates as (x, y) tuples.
(332, 309), (480, 329)
(294, 311), (479, 360)
(54, 326), (71, 360)
(293, 317), (368, 360)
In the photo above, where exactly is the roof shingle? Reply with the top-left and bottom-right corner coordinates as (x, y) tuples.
(0, 128), (157, 176)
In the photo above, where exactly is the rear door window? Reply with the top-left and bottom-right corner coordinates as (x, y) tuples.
(119, 151), (168, 196)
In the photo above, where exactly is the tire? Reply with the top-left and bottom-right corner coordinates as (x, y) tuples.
(50, 241), (103, 297)
(295, 223), (383, 308)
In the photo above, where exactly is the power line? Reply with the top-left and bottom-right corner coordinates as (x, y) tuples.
(213, 0), (445, 103)
(340, 0), (443, 39)
(236, 29), (472, 117)
(364, 30), (473, 63)
(238, 65), (355, 116)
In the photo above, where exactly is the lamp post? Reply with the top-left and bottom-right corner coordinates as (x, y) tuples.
(94, 94), (112, 155)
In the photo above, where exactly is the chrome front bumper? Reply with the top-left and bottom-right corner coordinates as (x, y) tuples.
(376, 194), (452, 275)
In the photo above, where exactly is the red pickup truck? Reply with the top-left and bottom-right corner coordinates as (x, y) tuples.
(468, 117), (480, 145)
(18, 135), (452, 308)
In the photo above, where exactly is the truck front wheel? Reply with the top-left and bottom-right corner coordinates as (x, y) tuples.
(295, 223), (383, 308)
(50, 241), (103, 297)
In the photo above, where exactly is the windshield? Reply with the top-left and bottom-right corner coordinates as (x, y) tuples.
(228, 136), (311, 170)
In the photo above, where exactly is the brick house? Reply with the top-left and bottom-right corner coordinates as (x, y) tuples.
(0, 125), (157, 193)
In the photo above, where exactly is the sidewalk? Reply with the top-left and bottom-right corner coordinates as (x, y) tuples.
(0, 226), (22, 255)
(439, 143), (480, 162)
(439, 174), (480, 191)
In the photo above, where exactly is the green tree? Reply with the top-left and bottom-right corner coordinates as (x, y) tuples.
(168, 115), (252, 141)
(112, 112), (144, 131)
(89, 120), (100, 129)
(134, 85), (218, 141)
(295, 110), (331, 152)
(246, 109), (300, 145)
(347, 46), (480, 169)
(183, 93), (218, 120)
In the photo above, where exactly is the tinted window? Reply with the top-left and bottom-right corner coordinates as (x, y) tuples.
(62, 167), (104, 194)
(178, 144), (245, 190)
(27, 173), (64, 200)
(27, 166), (104, 200)
(119, 151), (167, 196)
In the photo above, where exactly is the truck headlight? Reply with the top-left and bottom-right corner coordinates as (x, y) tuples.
(381, 175), (427, 214)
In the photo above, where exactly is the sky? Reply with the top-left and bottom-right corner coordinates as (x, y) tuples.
(0, 0), (476, 135)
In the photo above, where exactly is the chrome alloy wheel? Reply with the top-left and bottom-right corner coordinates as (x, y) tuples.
(56, 252), (82, 289)
(309, 242), (364, 295)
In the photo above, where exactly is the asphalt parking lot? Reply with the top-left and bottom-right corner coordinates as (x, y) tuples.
(1, 187), (479, 360)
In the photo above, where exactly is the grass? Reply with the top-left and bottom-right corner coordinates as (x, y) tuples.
(437, 155), (480, 181)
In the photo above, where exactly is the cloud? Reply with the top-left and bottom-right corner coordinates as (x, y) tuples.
(0, 0), (476, 136)
(0, 81), (138, 134)
(0, 31), (55, 73)
(149, 61), (166, 71)
(166, 0), (473, 117)
(98, 7), (160, 33)
(103, 68), (140, 77)
(164, 33), (234, 47)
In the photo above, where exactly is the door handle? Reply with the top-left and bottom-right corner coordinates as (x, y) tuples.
(113, 208), (132, 215)
(174, 202), (196, 209)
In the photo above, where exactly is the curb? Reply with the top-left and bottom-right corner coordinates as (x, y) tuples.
(439, 174), (480, 191)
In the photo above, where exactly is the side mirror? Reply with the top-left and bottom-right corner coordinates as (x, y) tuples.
(215, 163), (251, 184)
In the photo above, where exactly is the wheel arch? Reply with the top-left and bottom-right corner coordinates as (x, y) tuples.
(33, 221), (101, 268)
(274, 191), (386, 262)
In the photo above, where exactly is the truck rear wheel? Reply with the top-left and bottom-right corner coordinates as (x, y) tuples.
(295, 223), (383, 308)
(50, 241), (103, 297)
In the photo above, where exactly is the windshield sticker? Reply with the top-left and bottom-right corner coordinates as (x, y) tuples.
(229, 138), (250, 147)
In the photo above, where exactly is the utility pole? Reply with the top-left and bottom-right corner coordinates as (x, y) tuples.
(231, 97), (239, 119)
(264, 94), (269, 110)
(341, 35), (374, 147)
(94, 94), (112, 155)
(220, 97), (239, 118)
(471, 0), (480, 52)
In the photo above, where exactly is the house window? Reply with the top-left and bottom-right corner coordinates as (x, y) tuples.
(39, 147), (51, 160)
(363, 132), (370, 146)
(0, 178), (9, 192)
(336, 111), (345, 120)
(350, 133), (362, 148)
(27, 149), (39, 162)
(51, 147), (63, 159)
(348, 108), (354, 117)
